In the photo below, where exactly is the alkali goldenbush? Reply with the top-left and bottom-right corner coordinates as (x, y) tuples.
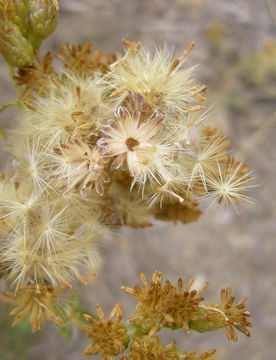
(0, 1), (254, 359)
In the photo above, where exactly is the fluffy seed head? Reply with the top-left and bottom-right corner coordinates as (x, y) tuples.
(204, 158), (254, 209)
(21, 72), (120, 147)
(108, 44), (205, 118)
(0, 186), (99, 287)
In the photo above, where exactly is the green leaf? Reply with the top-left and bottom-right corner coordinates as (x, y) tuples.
(59, 318), (73, 340)
(0, 307), (34, 360)
(57, 289), (98, 341)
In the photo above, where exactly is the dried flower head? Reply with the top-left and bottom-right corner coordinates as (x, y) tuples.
(128, 334), (180, 360)
(193, 286), (253, 342)
(166, 277), (208, 333)
(122, 271), (170, 333)
(82, 303), (129, 358)
(14, 52), (56, 100)
(99, 106), (171, 184)
(52, 138), (110, 198)
(210, 287), (253, 342)
(55, 40), (111, 76)
(122, 272), (207, 334)
(3, 283), (64, 332)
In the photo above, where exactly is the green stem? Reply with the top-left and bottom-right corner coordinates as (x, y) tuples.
(0, 101), (20, 140)
(0, 101), (19, 113)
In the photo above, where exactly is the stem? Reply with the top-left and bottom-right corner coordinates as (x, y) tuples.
(0, 101), (23, 140)
(0, 101), (19, 113)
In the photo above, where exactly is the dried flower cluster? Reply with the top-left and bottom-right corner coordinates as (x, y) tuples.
(80, 272), (252, 359)
(82, 303), (129, 358)
(0, 1), (253, 358)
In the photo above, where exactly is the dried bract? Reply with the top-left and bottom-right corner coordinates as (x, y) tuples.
(3, 283), (64, 332)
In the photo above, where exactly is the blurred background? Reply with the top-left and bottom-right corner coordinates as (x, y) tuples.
(0, 0), (275, 359)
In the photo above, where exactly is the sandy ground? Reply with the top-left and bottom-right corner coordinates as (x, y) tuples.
(0, 1), (276, 359)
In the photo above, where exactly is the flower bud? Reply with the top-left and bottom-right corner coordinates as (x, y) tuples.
(28, 0), (59, 48)
(0, 21), (34, 67)
(8, 0), (31, 38)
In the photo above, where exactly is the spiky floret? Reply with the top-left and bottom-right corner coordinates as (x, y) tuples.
(199, 287), (253, 342)
(108, 43), (206, 118)
(51, 138), (110, 198)
(3, 283), (64, 332)
(82, 303), (129, 358)
(204, 158), (254, 208)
